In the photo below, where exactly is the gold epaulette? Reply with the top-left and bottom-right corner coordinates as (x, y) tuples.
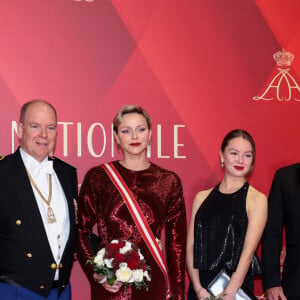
(0, 155), (5, 160)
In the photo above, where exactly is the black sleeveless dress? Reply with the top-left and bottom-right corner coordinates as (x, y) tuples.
(187, 182), (261, 299)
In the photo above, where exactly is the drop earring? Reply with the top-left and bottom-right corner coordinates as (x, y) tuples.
(147, 140), (151, 157)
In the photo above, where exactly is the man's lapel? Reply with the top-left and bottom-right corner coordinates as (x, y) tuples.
(10, 150), (50, 239)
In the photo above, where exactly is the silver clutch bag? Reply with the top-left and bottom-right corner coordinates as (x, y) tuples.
(207, 269), (256, 300)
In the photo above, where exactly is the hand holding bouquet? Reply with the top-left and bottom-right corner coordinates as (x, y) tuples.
(88, 239), (151, 292)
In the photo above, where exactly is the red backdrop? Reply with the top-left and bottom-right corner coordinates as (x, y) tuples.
(1, 1), (300, 298)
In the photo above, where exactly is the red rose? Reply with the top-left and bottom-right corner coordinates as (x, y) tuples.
(113, 253), (126, 265)
(126, 256), (139, 269)
(106, 243), (120, 252)
(118, 241), (126, 248)
(105, 242), (124, 257)
(130, 252), (140, 261)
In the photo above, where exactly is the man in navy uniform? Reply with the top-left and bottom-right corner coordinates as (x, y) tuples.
(0, 100), (78, 299)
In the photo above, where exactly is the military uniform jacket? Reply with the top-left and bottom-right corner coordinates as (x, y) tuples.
(0, 149), (78, 297)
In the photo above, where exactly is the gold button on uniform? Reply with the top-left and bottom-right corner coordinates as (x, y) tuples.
(59, 263), (63, 269)
(16, 220), (22, 225)
(40, 285), (45, 289)
(50, 263), (57, 270)
(26, 253), (32, 258)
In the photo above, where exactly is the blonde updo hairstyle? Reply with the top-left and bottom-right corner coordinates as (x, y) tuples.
(113, 105), (152, 133)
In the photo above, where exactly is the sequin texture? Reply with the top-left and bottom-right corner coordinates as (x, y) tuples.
(77, 161), (187, 300)
(193, 182), (261, 275)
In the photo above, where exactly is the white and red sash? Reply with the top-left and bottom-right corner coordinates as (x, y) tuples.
(102, 162), (171, 299)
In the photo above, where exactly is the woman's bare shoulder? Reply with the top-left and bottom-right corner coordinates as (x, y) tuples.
(192, 187), (214, 209)
(248, 185), (267, 202)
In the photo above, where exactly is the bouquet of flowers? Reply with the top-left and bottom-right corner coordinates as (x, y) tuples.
(89, 239), (151, 292)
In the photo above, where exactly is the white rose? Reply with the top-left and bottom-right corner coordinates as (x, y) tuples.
(143, 270), (151, 281)
(116, 264), (133, 283)
(138, 249), (144, 260)
(104, 258), (114, 268)
(132, 269), (144, 282)
(120, 241), (132, 254)
(94, 248), (105, 266)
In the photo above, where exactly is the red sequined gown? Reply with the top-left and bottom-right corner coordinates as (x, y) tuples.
(77, 161), (186, 300)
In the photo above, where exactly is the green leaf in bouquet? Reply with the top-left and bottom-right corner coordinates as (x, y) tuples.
(134, 281), (149, 291)
(107, 277), (116, 286)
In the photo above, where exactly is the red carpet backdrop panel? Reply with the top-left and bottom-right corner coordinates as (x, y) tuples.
(0, 0), (300, 298)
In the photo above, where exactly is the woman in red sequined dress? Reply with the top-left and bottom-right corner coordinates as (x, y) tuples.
(77, 105), (186, 300)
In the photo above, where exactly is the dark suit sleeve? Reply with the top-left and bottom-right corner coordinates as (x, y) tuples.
(261, 169), (284, 290)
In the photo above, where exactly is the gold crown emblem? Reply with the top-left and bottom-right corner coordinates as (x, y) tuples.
(273, 49), (294, 67)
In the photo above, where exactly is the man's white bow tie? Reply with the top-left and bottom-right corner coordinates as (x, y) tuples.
(31, 161), (54, 178)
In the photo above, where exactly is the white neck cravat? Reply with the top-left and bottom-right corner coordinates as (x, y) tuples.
(31, 160), (54, 178)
